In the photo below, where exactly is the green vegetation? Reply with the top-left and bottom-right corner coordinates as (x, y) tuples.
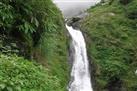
(0, 54), (63, 91)
(81, 0), (137, 91)
(0, 0), (68, 91)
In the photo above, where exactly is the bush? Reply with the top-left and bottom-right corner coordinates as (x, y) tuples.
(0, 0), (36, 34)
(0, 1), (69, 90)
(0, 0), (60, 44)
(126, 0), (137, 19)
(119, 0), (132, 5)
(0, 54), (62, 91)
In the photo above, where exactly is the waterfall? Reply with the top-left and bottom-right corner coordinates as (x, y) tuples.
(66, 24), (93, 91)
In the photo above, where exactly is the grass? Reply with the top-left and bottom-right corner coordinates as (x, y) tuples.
(81, 0), (137, 90)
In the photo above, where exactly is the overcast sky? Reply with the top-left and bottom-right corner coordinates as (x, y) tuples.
(53, 0), (100, 2)
(53, 0), (101, 18)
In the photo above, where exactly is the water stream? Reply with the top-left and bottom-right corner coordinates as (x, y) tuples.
(53, 1), (101, 91)
(66, 25), (93, 91)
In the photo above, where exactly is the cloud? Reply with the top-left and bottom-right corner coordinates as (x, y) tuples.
(53, 0), (101, 18)
(53, 0), (100, 2)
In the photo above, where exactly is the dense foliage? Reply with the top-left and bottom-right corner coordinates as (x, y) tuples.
(81, 0), (137, 91)
(0, 54), (63, 91)
(0, 0), (58, 34)
(0, 0), (68, 91)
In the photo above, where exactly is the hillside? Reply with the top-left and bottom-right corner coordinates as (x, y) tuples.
(81, 0), (137, 91)
(0, 0), (68, 91)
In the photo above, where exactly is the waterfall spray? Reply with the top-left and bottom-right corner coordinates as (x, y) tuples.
(66, 24), (93, 91)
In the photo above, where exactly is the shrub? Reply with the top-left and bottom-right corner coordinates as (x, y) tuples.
(0, 54), (62, 91)
(126, 0), (137, 19)
(119, 0), (132, 5)
(0, 1), (69, 91)
(0, 0), (36, 34)
(0, 0), (60, 44)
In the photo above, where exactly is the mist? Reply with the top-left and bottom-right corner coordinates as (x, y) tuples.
(53, 0), (101, 18)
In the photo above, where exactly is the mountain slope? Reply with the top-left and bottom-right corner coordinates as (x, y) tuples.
(81, 0), (137, 91)
(0, 0), (68, 90)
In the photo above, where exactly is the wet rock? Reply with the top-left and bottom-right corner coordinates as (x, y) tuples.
(66, 12), (88, 29)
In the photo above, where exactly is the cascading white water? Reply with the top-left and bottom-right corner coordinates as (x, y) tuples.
(66, 24), (93, 91)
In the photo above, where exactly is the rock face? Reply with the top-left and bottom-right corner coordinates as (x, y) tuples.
(66, 12), (88, 29)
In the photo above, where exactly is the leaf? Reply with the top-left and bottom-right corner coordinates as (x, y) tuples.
(0, 84), (6, 89)
(34, 18), (39, 27)
(24, 22), (29, 34)
(7, 87), (13, 91)
(15, 86), (21, 91)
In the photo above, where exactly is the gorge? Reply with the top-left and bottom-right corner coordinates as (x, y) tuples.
(0, 0), (137, 91)
(54, 0), (137, 91)
(53, 1), (101, 91)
